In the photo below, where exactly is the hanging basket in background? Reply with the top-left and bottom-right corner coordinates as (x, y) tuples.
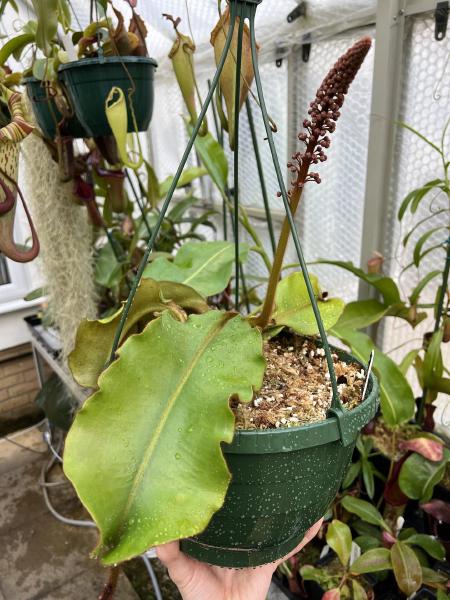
(58, 56), (157, 138)
(23, 76), (88, 140)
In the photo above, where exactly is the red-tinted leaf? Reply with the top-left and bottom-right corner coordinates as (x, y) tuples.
(381, 530), (397, 548)
(399, 437), (444, 461)
(322, 590), (340, 600)
(384, 457), (408, 507)
(421, 499), (450, 523)
(391, 541), (422, 596)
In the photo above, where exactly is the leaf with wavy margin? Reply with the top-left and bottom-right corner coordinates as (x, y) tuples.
(69, 279), (209, 388)
(64, 310), (265, 564)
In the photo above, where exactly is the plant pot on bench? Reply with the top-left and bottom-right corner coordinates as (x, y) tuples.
(58, 56), (157, 137)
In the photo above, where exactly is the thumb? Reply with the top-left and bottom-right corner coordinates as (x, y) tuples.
(274, 518), (324, 567)
(156, 541), (196, 589)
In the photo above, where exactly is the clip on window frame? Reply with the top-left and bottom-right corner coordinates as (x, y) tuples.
(435, 1), (449, 40)
(287, 1), (306, 24)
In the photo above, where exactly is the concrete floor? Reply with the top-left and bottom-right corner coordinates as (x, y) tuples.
(0, 425), (138, 600)
(0, 424), (287, 600)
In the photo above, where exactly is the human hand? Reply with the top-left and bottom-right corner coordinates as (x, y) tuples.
(156, 518), (323, 600)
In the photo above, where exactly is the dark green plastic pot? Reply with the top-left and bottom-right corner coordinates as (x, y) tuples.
(180, 348), (379, 568)
(58, 56), (157, 137)
(23, 77), (88, 139)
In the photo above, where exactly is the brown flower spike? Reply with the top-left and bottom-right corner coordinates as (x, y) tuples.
(258, 37), (372, 329)
(287, 36), (372, 193)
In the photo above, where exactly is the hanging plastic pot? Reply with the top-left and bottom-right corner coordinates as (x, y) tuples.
(180, 347), (379, 567)
(23, 77), (88, 139)
(0, 85), (39, 262)
(58, 56), (157, 138)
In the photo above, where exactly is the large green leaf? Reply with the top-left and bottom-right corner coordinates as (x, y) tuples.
(0, 33), (35, 65)
(430, 376), (450, 394)
(403, 533), (446, 560)
(398, 349), (420, 376)
(31, 0), (58, 56)
(95, 242), (123, 289)
(352, 579), (368, 600)
(64, 310), (265, 564)
(326, 519), (352, 567)
(350, 548), (392, 574)
(362, 458), (375, 499)
(413, 227), (449, 267)
(143, 240), (248, 297)
(397, 178), (446, 220)
(56, 0), (71, 29)
(167, 195), (203, 222)
(423, 329), (444, 388)
(144, 161), (160, 209)
(331, 327), (415, 426)
(187, 123), (228, 194)
(342, 460), (361, 488)
(313, 260), (401, 305)
(69, 279), (209, 388)
(0, 0), (18, 17)
(398, 450), (449, 502)
(391, 541), (422, 596)
(334, 299), (391, 330)
(354, 535), (381, 553)
(402, 208), (449, 247)
(159, 166), (207, 198)
(422, 567), (449, 586)
(341, 496), (390, 531)
(35, 373), (75, 431)
(272, 272), (344, 335)
(300, 565), (331, 585)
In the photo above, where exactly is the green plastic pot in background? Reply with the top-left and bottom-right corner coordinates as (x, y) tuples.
(23, 77), (88, 139)
(58, 56), (157, 137)
(181, 349), (379, 568)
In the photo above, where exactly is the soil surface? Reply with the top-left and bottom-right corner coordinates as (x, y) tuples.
(232, 335), (366, 430)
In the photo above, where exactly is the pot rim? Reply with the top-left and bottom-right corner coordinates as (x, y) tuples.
(226, 346), (379, 454)
(58, 55), (158, 72)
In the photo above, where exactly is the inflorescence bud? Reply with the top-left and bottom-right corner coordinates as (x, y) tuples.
(285, 37), (371, 194)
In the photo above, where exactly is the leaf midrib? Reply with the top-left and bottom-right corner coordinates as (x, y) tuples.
(113, 312), (231, 536)
(183, 246), (229, 285)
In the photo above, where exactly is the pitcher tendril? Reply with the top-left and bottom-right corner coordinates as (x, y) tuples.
(256, 37), (372, 329)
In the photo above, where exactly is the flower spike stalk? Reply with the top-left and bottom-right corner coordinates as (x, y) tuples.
(256, 37), (372, 329)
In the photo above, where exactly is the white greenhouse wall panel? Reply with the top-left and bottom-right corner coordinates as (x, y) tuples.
(380, 13), (450, 422)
